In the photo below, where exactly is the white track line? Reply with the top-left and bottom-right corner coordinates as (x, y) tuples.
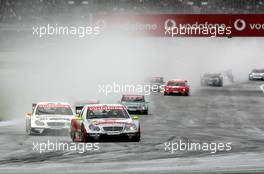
(260, 84), (264, 93)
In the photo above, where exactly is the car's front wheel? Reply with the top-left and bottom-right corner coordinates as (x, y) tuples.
(80, 125), (87, 142)
(70, 129), (77, 142)
(133, 136), (140, 142)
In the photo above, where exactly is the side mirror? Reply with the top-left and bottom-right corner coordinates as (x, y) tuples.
(132, 115), (139, 120)
(26, 112), (32, 117)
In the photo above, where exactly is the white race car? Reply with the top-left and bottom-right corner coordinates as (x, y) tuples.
(249, 69), (264, 80)
(26, 102), (75, 135)
(70, 104), (140, 142)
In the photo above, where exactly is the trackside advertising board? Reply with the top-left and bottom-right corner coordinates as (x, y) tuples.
(93, 14), (264, 37)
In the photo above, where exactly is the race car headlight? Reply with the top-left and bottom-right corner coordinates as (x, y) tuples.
(89, 124), (100, 131)
(124, 124), (137, 132)
(35, 120), (45, 126)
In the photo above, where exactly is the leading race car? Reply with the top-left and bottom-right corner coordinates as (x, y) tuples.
(201, 73), (223, 87)
(70, 104), (140, 142)
(164, 79), (190, 96)
(120, 94), (149, 114)
(249, 69), (264, 80)
(26, 102), (75, 135)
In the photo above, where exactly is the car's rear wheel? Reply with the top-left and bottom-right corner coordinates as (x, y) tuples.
(80, 125), (87, 142)
(132, 136), (140, 142)
(70, 129), (76, 142)
(26, 127), (32, 135)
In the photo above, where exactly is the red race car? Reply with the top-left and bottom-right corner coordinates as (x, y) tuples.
(164, 79), (190, 96)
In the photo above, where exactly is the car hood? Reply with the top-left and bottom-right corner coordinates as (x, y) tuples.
(121, 102), (145, 106)
(205, 77), (220, 80)
(35, 115), (74, 120)
(166, 86), (187, 89)
(251, 73), (264, 75)
(88, 118), (132, 126)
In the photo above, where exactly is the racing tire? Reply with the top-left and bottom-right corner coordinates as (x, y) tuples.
(80, 125), (87, 142)
(70, 130), (77, 142)
(26, 127), (32, 135)
(185, 92), (190, 96)
(144, 110), (148, 115)
(132, 135), (141, 142)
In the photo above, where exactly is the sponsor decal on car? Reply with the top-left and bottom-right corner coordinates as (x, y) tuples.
(38, 104), (71, 108)
(88, 106), (126, 110)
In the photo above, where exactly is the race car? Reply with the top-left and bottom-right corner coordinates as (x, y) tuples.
(201, 73), (223, 87)
(75, 99), (100, 114)
(249, 69), (264, 80)
(70, 104), (140, 142)
(26, 102), (75, 135)
(120, 95), (148, 114)
(149, 77), (165, 92)
(164, 79), (190, 96)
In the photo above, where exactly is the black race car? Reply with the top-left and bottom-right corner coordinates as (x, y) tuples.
(201, 73), (223, 87)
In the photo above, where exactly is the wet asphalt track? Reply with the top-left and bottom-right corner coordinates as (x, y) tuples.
(0, 81), (264, 174)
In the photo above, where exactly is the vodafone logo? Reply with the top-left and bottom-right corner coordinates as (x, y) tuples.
(164, 19), (176, 29)
(234, 19), (246, 31)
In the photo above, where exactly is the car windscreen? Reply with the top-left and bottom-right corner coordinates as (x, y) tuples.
(204, 75), (220, 78)
(36, 105), (73, 115)
(121, 96), (145, 102)
(86, 106), (129, 119)
(252, 69), (264, 73)
(167, 82), (186, 86)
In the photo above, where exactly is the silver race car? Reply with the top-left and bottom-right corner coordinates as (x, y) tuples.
(249, 69), (264, 80)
